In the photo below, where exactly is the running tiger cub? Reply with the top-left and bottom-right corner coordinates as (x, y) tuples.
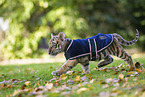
(48, 29), (139, 76)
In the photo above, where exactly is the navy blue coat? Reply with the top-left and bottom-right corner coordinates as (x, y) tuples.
(65, 33), (114, 60)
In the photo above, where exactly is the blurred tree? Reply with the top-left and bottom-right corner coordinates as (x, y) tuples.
(0, 0), (144, 60)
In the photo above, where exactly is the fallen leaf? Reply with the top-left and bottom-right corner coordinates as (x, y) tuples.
(136, 68), (142, 73)
(35, 95), (47, 97)
(134, 90), (140, 96)
(113, 83), (120, 87)
(98, 91), (110, 97)
(109, 66), (117, 71)
(100, 80), (106, 84)
(117, 64), (124, 68)
(90, 93), (97, 96)
(12, 90), (21, 96)
(21, 85), (26, 90)
(141, 92), (145, 97)
(93, 67), (97, 71)
(60, 74), (67, 80)
(25, 81), (31, 86)
(102, 84), (109, 89)
(112, 78), (120, 83)
(89, 79), (95, 83)
(62, 85), (71, 91)
(0, 83), (13, 89)
(127, 71), (136, 75)
(135, 62), (141, 68)
(74, 76), (81, 82)
(133, 77), (138, 81)
(110, 93), (118, 96)
(81, 75), (88, 82)
(48, 77), (58, 82)
(45, 83), (53, 90)
(0, 83), (5, 89)
(142, 69), (145, 72)
(35, 87), (43, 92)
(112, 71), (119, 75)
(129, 67), (135, 71)
(72, 86), (79, 90)
(0, 74), (7, 78)
(67, 79), (74, 84)
(105, 78), (113, 83)
(51, 85), (71, 93)
(121, 69), (127, 72)
(61, 91), (72, 96)
(127, 72), (139, 76)
(140, 87), (145, 92)
(125, 77), (129, 82)
(76, 88), (88, 94)
(32, 91), (44, 95)
(100, 68), (108, 72)
(112, 88), (123, 94)
(82, 82), (89, 85)
(77, 83), (83, 87)
(38, 82), (40, 86)
(118, 74), (124, 80)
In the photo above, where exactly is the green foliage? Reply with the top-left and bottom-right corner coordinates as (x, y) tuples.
(0, 0), (145, 59)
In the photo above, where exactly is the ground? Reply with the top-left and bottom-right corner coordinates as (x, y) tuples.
(0, 56), (145, 97)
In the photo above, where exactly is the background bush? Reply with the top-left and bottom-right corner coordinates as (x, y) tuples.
(0, 0), (145, 60)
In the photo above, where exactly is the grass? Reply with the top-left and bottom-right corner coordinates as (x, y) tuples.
(0, 57), (145, 97)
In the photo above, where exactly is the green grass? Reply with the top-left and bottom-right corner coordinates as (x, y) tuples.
(0, 57), (145, 97)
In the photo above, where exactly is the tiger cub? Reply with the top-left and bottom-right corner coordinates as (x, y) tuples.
(48, 29), (139, 76)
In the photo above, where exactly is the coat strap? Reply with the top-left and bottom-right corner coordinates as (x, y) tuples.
(88, 39), (97, 61)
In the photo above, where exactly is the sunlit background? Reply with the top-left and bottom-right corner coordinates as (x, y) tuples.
(0, 0), (145, 63)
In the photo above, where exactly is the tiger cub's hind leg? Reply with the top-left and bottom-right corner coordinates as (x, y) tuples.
(117, 49), (135, 71)
(109, 40), (135, 71)
(97, 55), (114, 68)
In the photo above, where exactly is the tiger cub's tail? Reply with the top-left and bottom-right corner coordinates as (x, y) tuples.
(113, 29), (139, 46)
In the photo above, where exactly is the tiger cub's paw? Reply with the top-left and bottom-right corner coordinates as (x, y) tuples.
(51, 71), (62, 76)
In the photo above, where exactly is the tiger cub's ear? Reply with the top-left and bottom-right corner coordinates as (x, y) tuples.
(58, 32), (65, 41)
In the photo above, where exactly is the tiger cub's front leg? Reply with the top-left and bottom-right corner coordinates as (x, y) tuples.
(80, 62), (90, 74)
(51, 59), (78, 76)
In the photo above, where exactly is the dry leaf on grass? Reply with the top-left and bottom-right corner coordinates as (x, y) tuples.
(45, 83), (53, 90)
(127, 71), (139, 76)
(77, 88), (88, 94)
(112, 88), (123, 94)
(74, 76), (81, 82)
(136, 68), (142, 73)
(117, 64), (124, 68)
(118, 74), (124, 80)
(0, 83), (13, 89)
(105, 78), (113, 83)
(102, 84), (109, 89)
(61, 91), (72, 96)
(25, 81), (31, 86)
(98, 91), (110, 97)
(129, 67), (135, 71)
(81, 75), (88, 82)
(135, 62), (141, 68)
(89, 79), (95, 83)
(60, 74), (67, 80)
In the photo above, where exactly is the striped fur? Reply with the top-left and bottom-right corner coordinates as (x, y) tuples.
(113, 29), (139, 46)
(48, 30), (139, 75)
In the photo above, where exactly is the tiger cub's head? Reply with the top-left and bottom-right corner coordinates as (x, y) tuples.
(48, 32), (66, 57)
